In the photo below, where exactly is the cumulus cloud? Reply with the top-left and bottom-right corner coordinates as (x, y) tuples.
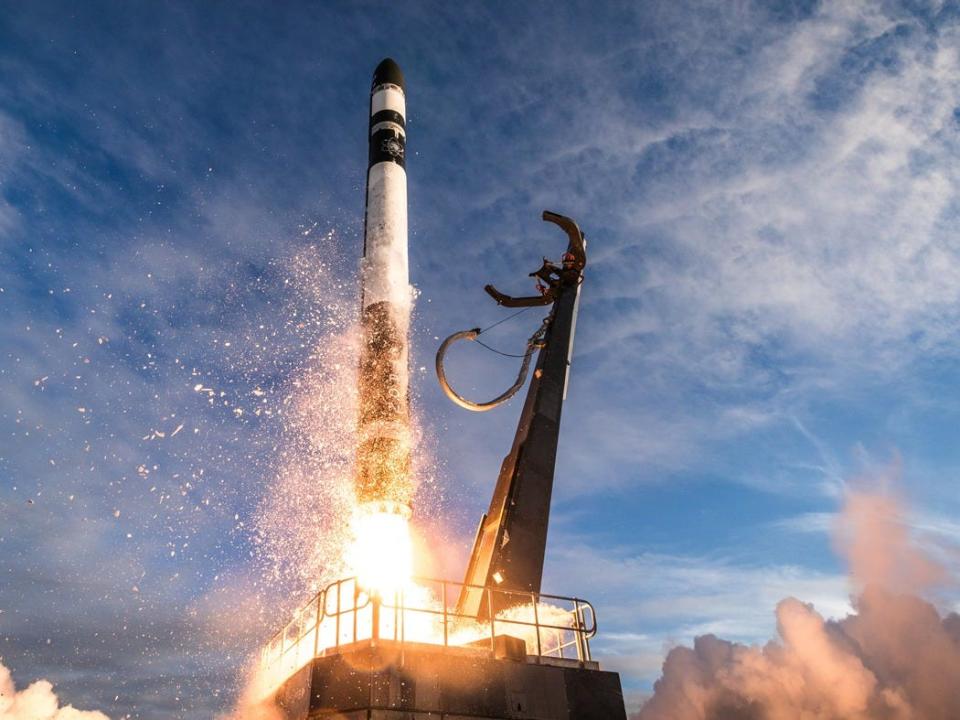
(636, 487), (960, 719)
(836, 486), (947, 593)
(0, 660), (109, 720)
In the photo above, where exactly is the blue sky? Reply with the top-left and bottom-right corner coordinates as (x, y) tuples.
(2, 1), (960, 717)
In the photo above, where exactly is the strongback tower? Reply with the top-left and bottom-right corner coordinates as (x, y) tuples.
(457, 211), (586, 620)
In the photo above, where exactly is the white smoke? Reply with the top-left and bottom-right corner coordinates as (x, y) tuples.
(216, 682), (282, 720)
(637, 487), (960, 720)
(0, 660), (109, 720)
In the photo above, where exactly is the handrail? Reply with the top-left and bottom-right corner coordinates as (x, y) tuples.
(259, 575), (597, 674)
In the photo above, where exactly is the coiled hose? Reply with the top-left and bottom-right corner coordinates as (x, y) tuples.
(435, 319), (549, 412)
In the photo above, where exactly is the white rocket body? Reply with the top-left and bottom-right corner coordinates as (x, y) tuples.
(362, 79), (410, 339)
(356, 59), (413, 511)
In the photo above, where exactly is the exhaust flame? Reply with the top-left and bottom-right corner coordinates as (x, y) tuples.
(347, 502), (414, 597)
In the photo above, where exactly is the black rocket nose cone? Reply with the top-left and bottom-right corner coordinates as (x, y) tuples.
(373, 57), (404, 90)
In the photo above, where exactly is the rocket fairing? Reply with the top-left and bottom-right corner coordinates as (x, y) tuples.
(356, 58), (413, 513)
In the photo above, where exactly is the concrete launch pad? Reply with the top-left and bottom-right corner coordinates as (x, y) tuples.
(262, 577), (626, 720)
(273, 639), (627, 720)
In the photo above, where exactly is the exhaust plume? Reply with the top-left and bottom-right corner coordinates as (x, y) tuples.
(0, 660), (109, 720)
(637, 486), (960, 720)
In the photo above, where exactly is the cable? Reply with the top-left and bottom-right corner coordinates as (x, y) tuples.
(435, 317), (550, 412)
(473, 339), (530, 358)
(478, 306), (532, 334)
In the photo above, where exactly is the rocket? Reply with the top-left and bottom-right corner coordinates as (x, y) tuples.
(355, 58), (413, 516)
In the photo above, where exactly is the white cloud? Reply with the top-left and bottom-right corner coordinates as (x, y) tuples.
(508, 2), (960, 496)
(0, 111), (26, 238)
(545, 532), (852, 689)
(0, 660), (109, 720)
(647, 12), (960, 367)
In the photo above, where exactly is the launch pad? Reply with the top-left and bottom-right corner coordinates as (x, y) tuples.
(273, 642), (625, 720)
(264, 577), (626, 719)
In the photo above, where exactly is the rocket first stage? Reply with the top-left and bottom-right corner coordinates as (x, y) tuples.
(356, 58), (413, 515)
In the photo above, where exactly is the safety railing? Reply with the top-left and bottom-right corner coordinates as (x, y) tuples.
(259, 576), (597, 684)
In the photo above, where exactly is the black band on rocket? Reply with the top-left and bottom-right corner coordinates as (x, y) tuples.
(369, 128), (406, 168)
(370, 110), (405, 130)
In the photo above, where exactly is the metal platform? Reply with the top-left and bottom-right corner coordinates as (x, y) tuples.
(261, 577), (627, 720)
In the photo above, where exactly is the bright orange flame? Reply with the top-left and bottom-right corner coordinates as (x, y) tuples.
(347, 502), (414, 597)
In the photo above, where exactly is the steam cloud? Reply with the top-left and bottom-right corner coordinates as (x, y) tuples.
(0, 660), (109, 719)
(637, 488), (960, 720)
